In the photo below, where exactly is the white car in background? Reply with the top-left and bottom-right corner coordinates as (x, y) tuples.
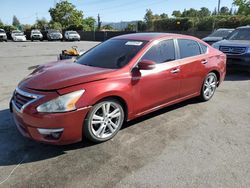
(30, 29), (43, 41)
(0, 29), (7, 42)
(64, 31), (80, 41)
(11, 30), (22, 39)
(12, 32), (27, 42)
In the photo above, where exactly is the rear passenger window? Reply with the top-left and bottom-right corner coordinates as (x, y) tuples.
(199, 43), (208, 54)
(178, 39), (201, 59)
(141, 39), (175, 64)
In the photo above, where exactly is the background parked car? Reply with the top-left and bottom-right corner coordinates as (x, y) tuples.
(203, 28), (234, 45)
(0, 29), (7, 42)
(212, 26), (250, 68)
(64, 30), (81, 41)
(11, 30), (22, 40)
(30, 29), (43, 41)
(47, 30), (63, 41)
(12, 32), (27, 42)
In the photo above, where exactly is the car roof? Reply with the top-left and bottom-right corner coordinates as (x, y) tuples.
(216, 28), (234, 31)
(113, 32), (190, 41)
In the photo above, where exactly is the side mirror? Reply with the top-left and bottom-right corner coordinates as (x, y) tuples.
(138, 60), (156, 70)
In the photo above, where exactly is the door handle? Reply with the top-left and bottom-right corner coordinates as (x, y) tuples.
(201, 60), (208, 64)
(171, 68), (180, 74)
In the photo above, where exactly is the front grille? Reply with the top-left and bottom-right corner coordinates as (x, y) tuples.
(219, 46), (246, 55)
(13, 91), (34, 110)
(12, 88), (41, 111)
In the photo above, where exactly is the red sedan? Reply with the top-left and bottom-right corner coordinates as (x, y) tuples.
(10, 33), (226, 145)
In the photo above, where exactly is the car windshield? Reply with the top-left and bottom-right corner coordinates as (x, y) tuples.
(32, 32), (40, 34)
(15, 33), (24, 36)
(209, 30), (233, 37)
(69, 31), (77, 34)
(227, 28), (250, 40)
(76, 39), (147, 69)
(0, 30), (5, 33)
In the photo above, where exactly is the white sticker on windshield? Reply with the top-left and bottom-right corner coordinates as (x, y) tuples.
(125, 41), (143, 46)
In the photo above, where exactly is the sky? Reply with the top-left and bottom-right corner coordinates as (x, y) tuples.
(0, 0), (234, 25)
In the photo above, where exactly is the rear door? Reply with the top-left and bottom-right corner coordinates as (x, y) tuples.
(176, 39), (208, 97)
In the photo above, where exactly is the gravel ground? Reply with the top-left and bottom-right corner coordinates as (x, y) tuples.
(0, 41), (250, 188)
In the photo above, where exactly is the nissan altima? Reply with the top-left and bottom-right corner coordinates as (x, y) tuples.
(10, 33), (226, 145)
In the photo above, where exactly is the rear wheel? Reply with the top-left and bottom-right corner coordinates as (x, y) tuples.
(84, 99), (125, 143)
(200, 72), (217, 101)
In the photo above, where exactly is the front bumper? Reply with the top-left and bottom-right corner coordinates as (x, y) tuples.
(227, 54), (250, 67)
(32, 35), (43, 39)
(10, 100), (91, 145)
(68, 37), (80, 41)
(0, 36), (7, 41)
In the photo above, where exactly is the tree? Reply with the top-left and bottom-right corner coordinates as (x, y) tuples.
(220, 6), (230, 15)
(12, 15), (20, 27)
(160, 13), (168, 19)
(97, 14), (101, 31)
(0, 19), (4, 28)
(34, 18), (48, 30)
(172, 10), (182, 17)
(22, 24), (32, 31)
(144, 9), (154, 23)
(212, 7), (218, 15)
(181, 8), (199, 17)
(49, 1), (84, 28)
(82, 17), (96, 31)
(137, 21), (147, 31)
(199, 7), (211, 17)
(49, 21), (62, 30)
(101, 25), (114, 31)
(125, 24), (136, 31)
(233, 0), (250, 15)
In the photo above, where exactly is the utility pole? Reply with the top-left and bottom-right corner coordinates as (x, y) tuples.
(218, 0), (221, 14)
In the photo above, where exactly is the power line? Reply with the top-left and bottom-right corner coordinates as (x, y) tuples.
(87, 0), (166, 14)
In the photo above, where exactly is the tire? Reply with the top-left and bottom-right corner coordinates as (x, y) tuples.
(200, 72), (217, 102)
(84, 99), (125, 143)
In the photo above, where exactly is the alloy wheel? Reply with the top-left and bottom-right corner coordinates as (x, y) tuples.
(90, 101), (123, 139)
(203, 74), (217, 100)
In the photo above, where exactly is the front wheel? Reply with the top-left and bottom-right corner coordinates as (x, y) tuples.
(200, 72), (217, 101)
(84, 99), (125, 143)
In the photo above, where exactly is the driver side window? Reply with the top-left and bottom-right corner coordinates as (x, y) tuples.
(141, 39), (176, 64)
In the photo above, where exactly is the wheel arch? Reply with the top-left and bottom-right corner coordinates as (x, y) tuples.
(209, 70), (221, 86)
(91, 95), (129, 122)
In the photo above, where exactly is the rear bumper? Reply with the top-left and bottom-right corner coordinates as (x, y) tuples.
(11, 101), (91, 145)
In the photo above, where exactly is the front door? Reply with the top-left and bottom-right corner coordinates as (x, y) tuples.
(132, 39), (181, 114)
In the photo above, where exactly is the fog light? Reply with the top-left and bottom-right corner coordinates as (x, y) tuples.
(37, 128), (64, 139)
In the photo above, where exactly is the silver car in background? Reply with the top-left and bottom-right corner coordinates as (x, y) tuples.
(47, 30), (63, 41)
(64, 30), (80, 41)
(0, 29), (7, 42)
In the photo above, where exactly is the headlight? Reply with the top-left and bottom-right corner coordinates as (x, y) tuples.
(247, 47), (250, 53)
(212, 43), (220, 49)
(37, 90), (85, 113)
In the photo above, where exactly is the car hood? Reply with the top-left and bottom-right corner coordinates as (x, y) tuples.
(69, 34), (80, 37)
(203, 36), (223, 42)
(215, 40), (250, 47)
(15, 35), (26, 39)
(19, 60), (115, 90)
(0, 33), (6, 36)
